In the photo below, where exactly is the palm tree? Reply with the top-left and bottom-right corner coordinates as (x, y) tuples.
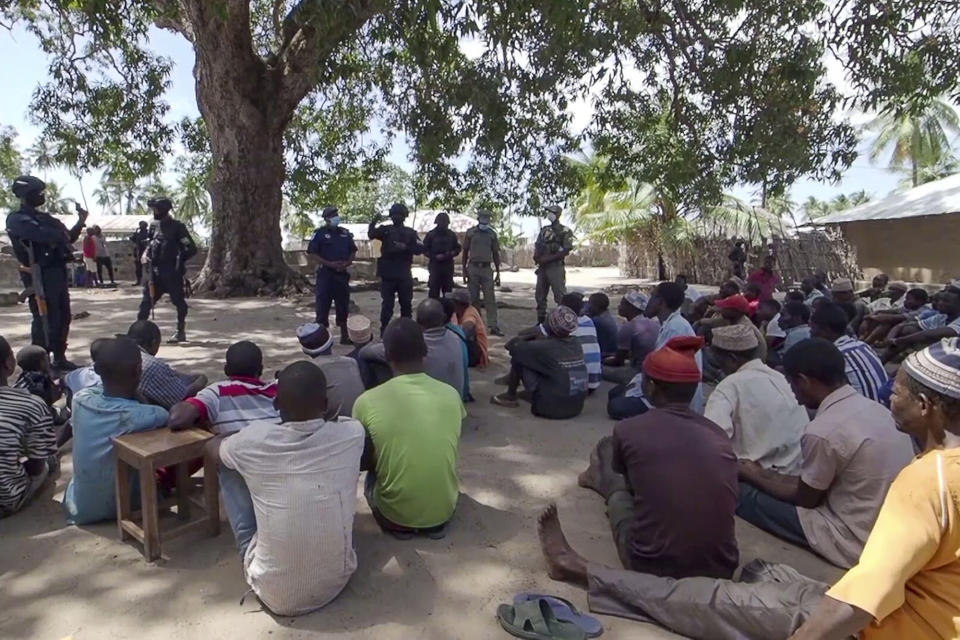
(26, 138), (60, 179)
(868, 98), (960, 187)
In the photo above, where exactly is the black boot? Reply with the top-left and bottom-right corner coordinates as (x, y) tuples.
(168, 322), (187, 344)
(52, 353), (78, 372)
(340, 326), (353, 346)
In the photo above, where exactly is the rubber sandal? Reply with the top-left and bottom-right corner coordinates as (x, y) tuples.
(491, 393), (519, 408)
(496, 600), (587, 640)
(512, 594), (603, 637)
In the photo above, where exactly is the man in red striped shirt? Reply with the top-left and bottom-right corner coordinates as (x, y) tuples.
(168, 341), (278, 554)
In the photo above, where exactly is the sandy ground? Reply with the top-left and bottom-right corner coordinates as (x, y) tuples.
(0, 268), (842, 640)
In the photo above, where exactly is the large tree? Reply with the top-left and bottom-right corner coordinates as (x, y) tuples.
(3, 0), (956, 296)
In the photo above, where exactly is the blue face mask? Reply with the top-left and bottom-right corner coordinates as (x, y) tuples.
(327, 216), (340, 227)
(478, 223), (491, 231)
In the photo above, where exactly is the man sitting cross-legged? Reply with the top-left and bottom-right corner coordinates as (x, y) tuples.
(561, 292), (602, 393)
(205, 361), (364, 616)
(491, 306), (588, 419)
(860, 286), (929, 345)
(295, 322), (365, 417)
(737, 338), (914, 568)
(704, 324), (808, 472)
(884, 284), (960, 363)
(64, 338), (168, 525)
(447, 288), (489, 368)
(167, 341), (279, 555)
(0, 336), (59, 518)
(352, 318), (465, 540)
(578, 335), (739, 580)
(537, 338), (960, 640)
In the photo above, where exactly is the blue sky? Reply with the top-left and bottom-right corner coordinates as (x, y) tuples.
(0, 23), (933, 237)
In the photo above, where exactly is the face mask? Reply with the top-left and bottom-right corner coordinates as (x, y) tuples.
(478, 223), (491, 231)
(26, 193), (45, 207)
(327, 216), (340, 227)
(547, 213), (558, 224)
(390, 216), (405, 226)
(153, 211), (164, 220)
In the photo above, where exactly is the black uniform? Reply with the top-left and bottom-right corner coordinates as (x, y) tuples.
(368, 220), (423, 330)
(307, 225), (357, 328)
(423, 226), (461, 299)
(129, 226), (151, 284)
(137, 217), (197, 333)
(6, 207), (84, 359)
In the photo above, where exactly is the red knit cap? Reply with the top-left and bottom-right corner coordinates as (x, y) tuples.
(642, 336), (704, 383)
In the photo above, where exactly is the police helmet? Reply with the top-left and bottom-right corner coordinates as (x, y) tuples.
(322, 206), (339, 219)
(11, 175), (46, 199)
(434, 212), (450, 225)
(476, 208), (493, 224)
(147, 197), (173, 212)
(389, 203), (409, 218)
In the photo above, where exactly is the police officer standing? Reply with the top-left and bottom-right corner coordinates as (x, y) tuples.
(423, 212), (461, 299)
(368, 203), (423, 332)
(534, 204), (575, 324)
(6, 176), (88, 370)
(129, 220), (151, 285)
(137, 197), (197, 343)
(307, 206), (357, 344)
(462, 208), (504, 336)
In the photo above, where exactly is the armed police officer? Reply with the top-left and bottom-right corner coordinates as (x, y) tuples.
(137, 197), (197, 344)
(6, 175), (88, 370)
(534, 204), (575, 324)
(368, 203), (423, 333)
(307, 206), (357, 344)
(423, 211), (461, 299)
(462, 208), (503, 336)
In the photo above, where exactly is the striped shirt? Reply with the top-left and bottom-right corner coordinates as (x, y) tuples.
(0, 387), (56, 516)
(835, 336), (888, 402)
(575, 315), (602, 390)
(61, 348), (192, 410)
(919, 313), (960, 335)
(186, 377), (279, 434)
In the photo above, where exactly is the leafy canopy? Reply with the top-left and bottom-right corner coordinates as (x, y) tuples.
(2, 0), (958, 218)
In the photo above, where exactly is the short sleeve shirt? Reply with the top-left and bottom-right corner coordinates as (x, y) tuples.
(919, 313), (960, 335)
(352, 373), (464, 528)
(307, 226), (357, 263)
(185, 377), (279, 434)
(139, 350), (191, 409)
(796, 386), (915, 567)
(827, 449), (960, 639)
(0, 387), (56, 516)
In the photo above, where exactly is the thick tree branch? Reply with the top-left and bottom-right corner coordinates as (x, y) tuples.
(153, 0), (195, 42)
(273, 0), (389, 117)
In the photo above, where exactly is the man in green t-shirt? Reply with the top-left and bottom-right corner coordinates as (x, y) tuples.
(352, 317), (465, 539)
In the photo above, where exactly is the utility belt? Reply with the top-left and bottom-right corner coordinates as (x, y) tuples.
(470, 261), (492, 268)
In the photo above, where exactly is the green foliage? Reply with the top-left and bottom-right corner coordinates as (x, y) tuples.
(801, 191), (872, 221)
(0, 126), (27, 210)
(867, 98), (960, 187)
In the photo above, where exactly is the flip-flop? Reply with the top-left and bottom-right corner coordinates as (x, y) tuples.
(491, 393), (520, 408)
(497, 600), (587, 640)
(513, 594), (603, 637)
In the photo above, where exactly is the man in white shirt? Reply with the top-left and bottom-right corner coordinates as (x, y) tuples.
(206, 361), (365, 616)
(295, 322), (365, 417)
(705, 324), (807, 472)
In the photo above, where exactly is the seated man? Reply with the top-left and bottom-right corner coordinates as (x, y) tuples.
(702, 294), (767, 362)
(14, 345), (71, 444)
(884, 285), (960, 362)
(358, 299), (466, 395)
(448, 288), (489, 368)
(577, 335), (739, 579)
(440, 296), (472, 402)
(601, 292), (658, 384)
(801, 276), (825, 306)
(756, 298), (786, 354)
(562, 292), (602, 393)
(704, 324), (807, 472)
(861, 286), (928, 344)
(675, 273), (702, 317)
(828, 277), (870, 334)
(866, 279), (909, 313)
(167, 341), (279, 554)
(584, 292), (619, 357)
(856, 272), (890, 302)
(0, 336), (58, 518)
(770, 301), (811, 365)
(352, 318), (464, 539)
(64, 338), (168, 524)
(811, 303), (887, 402)
(206, 361), (364, 616)
(492, 306), (588, 419)
(295, 323), (365, 417)
(737, 338), (914, 567)
(536, 338), (960, 640)
(345, 314), (374, 360)
(61, 320), (207, 409)
(689, 279), (741, 324)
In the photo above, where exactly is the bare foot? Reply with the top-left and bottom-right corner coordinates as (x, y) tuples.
(537, 504), (588, 587)
(577, 436), (621, 499)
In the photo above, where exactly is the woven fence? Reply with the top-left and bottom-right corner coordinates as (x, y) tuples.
(619, 227), (861, 287)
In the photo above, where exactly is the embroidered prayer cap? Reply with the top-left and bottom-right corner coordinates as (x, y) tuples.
(903, 338), (960, 400)
(711, 323), (759, 352)
(547, 305), (579, 338)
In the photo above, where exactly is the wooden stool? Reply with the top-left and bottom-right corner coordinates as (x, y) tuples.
(113, 427), (220, 561)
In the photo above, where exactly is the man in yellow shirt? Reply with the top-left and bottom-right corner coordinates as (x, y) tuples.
(537, 338), (960, 639)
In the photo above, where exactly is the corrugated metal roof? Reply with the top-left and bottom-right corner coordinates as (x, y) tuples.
(54, 214), (153, 235)
(817, 173), (960, 224)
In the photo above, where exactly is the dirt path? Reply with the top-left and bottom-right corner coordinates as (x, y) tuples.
(0, 269), (841, 639)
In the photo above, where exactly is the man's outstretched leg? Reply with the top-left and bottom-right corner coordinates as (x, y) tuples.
(537, 504), (826, 639)
(578, 436), (634, 568)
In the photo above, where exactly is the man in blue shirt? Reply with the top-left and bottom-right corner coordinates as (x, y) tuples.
(308, 206), (358, 345)
(64, 338), (168, 525)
